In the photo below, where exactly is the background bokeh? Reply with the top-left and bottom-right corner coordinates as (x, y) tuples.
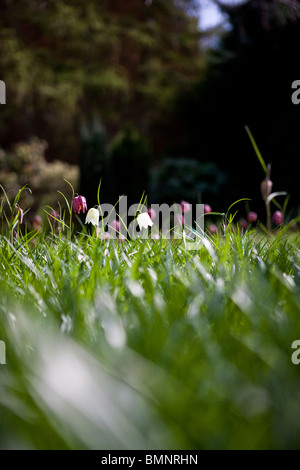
(1, 0), (300, 219)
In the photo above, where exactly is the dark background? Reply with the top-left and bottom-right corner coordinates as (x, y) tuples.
(0, 0), (299, 218)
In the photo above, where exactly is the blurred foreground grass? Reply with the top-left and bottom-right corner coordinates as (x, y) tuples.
(1, 228), (300, 449)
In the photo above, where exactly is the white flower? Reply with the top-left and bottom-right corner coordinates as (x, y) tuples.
(85, 208), (99, 226)
(137, 212), (154, 230)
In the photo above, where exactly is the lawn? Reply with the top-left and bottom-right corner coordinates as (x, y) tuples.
(1, 213), (300, 449)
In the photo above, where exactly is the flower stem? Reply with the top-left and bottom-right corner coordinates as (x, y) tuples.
(266, 201), (271, 236)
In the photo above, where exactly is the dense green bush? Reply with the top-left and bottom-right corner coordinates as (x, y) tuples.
(110, 126), (150, 205)
(150, 158), (227, 205)
(79, 117), (109, 207)
(0, 138), (79, 223)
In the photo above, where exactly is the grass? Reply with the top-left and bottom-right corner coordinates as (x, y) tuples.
(1, 217), (300, 450)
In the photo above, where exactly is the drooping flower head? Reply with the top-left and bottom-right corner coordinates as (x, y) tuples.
(204, 204), (212, 214)
(208, 224), (217, 234)
(239, 218), (248, 230)
(14, 204), (24, 224)
(247, 211), (258, 223)
(73, 195), (87, 214)
(147, 208), (156, 220)
(180, 201), (191, 213)
(50, 210), (60, 225)
(137, 212), (154, 230)
(85, 208), (99, 226)
(49, 210), (64, 231)
(98, 231), (110, 241)
(108, 219), (120, 232)
(33, 215), (43, 232)
(33, 215), (42, 228)
(272, 210), (283, 226)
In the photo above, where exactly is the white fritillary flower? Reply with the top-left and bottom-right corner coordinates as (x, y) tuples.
(85, 208), (99, 226)
(137, 212), (154, 230)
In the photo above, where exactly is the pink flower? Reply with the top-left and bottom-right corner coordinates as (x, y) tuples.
(204, 204), (212, 214)
(33, 215), (43, 232)
(98, 231), (110, 241)
(152, 233), (160, 240)
(239, 218), (248, 229)
(247, 211), (258, 223)
(147, 208), (156, 220)
(109, 219), (120, 232)
(73, 195), (87, 214)
(50, 210), (60, 223)
(208, 224), (217, 234)
(180, 201), (191, 213)
(272, 211), (283, 225)
(14, 204), (24, 224)
(33, 215), (42, 228)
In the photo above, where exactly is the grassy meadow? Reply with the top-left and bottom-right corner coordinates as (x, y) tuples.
(1, 192), (300, 449)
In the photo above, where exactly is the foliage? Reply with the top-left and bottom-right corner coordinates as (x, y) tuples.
(110, 126), (151, 206)
(150, 158), (227, 204)
(79, 117), (109, 207)
(1, 188), (300, 448)
(173, 0), (300, 210)
(0, 138), (78, 222)
(0, 0), (204, 162)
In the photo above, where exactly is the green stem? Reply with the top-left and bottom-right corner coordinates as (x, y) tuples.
(266, 201), (271, 236)
(69, 201), (73, 242)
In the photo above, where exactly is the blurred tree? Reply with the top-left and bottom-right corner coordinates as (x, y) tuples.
(110, 126), (150, 206)
(79, 117), (108, 207)
(172, 0), (300, 210)
(0, 0), (204, 163)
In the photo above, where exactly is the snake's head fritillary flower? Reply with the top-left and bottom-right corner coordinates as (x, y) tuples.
(85, 208), (99, 226)
(137, 212), (154, 230)
(208, 224), (217, 234)
(109, 219), (120, 232)
(50, 210), (64, 231)
(239, 218), (248, 229)
(73, 195), (87, 214)
(180, 201), (191, 213)
(33, 215), (42, 228)
(247, 211), (258, 223)
(272, 210), (283, 226)
(204, 204), (212, 214)
(14, 204), (24, 224)
(50, 210), (60, 223)
(98, 231), (110, 241)
(147, 208), (156, 220)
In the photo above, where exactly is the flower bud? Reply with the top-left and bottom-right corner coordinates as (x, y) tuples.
(147, 208), (156, 220)
(180, 201), (191, 213)
(208, 224), (217, 234)
(261, 164), (273, 201)
(204, 204), (212, 214)
(14, 204), (24, 224)
(272, 211), (283, 226)
(239, 218), (248, 229)
(108, 219), (120, 232)
(247, 211), (258, 223)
